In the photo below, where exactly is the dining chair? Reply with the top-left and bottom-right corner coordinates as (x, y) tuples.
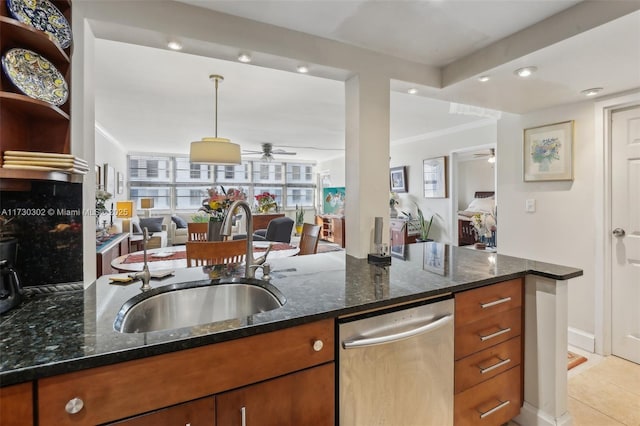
(187, 222), (209, 241)
(185, 240), (247, 267)
(297, 223), (321, 255)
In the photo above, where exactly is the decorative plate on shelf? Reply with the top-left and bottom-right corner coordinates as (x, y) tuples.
(1, 48), (68, 106)
(6, 0), (72, 49)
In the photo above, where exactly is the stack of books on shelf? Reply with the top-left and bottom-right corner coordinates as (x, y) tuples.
(2, 151), (89, 174)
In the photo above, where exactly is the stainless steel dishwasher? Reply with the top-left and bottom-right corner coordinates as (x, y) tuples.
(339, 296), (454, 426)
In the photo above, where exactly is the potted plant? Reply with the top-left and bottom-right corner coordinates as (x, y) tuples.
(295, 204), (304, 235)
(414, 203), (433, 242)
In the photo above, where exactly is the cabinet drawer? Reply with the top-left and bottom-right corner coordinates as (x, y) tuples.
(455, 308), (521, 360)
(454, 366), (522, 426)
(455, 336), (521, 393)
(38, 319), (333, 426)
(455, 279), (522, 327)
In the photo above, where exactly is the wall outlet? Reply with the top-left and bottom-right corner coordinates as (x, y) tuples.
(526, 199), (536, 213)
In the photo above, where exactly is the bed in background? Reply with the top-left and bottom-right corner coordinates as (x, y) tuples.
(458, 191), (495, 246)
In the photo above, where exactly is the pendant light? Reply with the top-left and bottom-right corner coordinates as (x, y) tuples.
(189, 74), (241, 164)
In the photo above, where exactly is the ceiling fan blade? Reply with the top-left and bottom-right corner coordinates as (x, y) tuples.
(271, 149), (296, 155)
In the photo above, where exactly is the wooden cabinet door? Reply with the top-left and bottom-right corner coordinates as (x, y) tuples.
(0, 382), (33, 426)
(216, 363), (334, 426)
(109, 397), (214, 426)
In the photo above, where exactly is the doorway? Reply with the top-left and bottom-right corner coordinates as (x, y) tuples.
(450, 144), (497, 246)
(610, 105), (640, 364)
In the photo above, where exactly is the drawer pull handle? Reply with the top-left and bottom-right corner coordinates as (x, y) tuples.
(313, 339), (324, 352)
(479, 327), (511, 341)
(479, 399), (510, 419)
(478, 357), (511, 374)
(480, 297), (511, 309)
(65, 397), (84, 414)
(241, 406), (246, 426)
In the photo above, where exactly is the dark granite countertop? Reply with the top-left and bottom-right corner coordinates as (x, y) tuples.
(0, 243), (582, 387)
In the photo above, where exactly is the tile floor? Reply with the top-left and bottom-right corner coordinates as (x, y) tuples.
(567, 347), (640, 426)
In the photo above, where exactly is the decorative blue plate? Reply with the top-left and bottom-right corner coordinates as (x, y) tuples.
(7, 0), (72, 49)
(1, 48), (69, 106)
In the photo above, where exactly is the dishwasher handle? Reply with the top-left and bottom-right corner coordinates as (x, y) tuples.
(342, 314), (453, 349)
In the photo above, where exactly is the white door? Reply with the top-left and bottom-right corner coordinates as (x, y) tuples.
(611, 105), (640, 364)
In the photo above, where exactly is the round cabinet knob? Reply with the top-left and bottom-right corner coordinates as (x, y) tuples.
(313, 340), (324, 352)
(612, 228), (626, 237)
(65, 397), (84, 414)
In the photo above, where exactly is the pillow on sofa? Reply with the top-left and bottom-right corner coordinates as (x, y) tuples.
(139, 217), (164, 232)
(172, 215), (188, 229)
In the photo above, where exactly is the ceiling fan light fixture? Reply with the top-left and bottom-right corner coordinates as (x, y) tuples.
(514, 66), (537, 78)
(488, 148), (496, 163)
(189, 75), (241, 164)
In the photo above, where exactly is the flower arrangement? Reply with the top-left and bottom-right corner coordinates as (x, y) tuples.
(255, 191), (277, 213)
(95, 188), (112, 227)
(471, 211), (497, 246)
(531, 137), (561, 171)
(196, 186), (246, 222)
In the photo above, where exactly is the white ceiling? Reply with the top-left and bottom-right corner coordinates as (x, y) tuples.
(94, 1), (640, 162)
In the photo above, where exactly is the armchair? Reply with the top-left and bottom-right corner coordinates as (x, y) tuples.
(251, 216), (295, 243)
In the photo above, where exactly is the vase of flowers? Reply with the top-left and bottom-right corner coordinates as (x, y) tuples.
(389, 193), (399, 218)
(197, 186), (246, 240)
(95, 188), (112, 231)
(255, 191), (277, 213)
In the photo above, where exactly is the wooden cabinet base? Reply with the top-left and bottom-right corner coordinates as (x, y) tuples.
(109, 397), (214, 425)
(0, 382), (33, 426)
(454, 366), (522, 426)
(217, 363), (334, 426)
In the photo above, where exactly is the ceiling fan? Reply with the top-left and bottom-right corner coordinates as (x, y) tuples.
(474, 148), (496, 163)
(242, 143), (297, 161)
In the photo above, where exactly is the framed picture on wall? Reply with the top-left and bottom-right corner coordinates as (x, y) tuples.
(390, 166), (408, 193)
(117, 171), (124, 194)
(95, 165), (102, 187)
(104, 164), (116, 195)
(523, 120), (574, 181)
(423, 156), (448, 198)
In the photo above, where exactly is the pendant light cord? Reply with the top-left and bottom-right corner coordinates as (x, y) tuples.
(210, 74), (224, 138)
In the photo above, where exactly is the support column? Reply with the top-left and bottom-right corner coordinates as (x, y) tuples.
(516, 275), (572, 426)
(344, 73), (390, 258)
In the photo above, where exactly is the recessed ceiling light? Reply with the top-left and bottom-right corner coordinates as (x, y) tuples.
(514, 66), (537, 78)
(407, 88), (418, 95)
(167, 40), (183, 51)
(237, 53), (252, 63)
(478, 75), (490, 82)
(296, 65), (309, 74)
(581, 87), (603, 97)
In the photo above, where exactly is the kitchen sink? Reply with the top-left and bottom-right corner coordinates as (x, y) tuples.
(114, 278), (286, 333)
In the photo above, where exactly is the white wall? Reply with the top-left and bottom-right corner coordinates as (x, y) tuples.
(458, 158), (495, 210)
(497, 102), (596, 348)
(390, 124), (497, 243)
(95, 126), (129, 229)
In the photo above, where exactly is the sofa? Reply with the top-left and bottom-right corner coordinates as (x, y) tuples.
(168, 212), (193, 246)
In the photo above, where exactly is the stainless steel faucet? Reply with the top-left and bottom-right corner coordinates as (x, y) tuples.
(132, 227), (152, 291)
(222, 200), (269, 279)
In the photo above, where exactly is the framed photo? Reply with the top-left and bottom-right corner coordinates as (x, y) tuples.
(423, 156), (448, 198)
(523, 120), (574, 181)
(117, 171), (124, 194)
(104, 164), (116, 195)
(391, 242), (406, 260)
(389, 166), (408, 193)
(95, 165), (102, 187)
(423, 242), (448, 276)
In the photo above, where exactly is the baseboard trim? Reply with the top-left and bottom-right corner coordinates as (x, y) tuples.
(516, 402), (573, 426)
(568, 327), (595, 352)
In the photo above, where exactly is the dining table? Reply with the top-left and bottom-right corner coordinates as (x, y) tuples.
(110, 241), (300, 273)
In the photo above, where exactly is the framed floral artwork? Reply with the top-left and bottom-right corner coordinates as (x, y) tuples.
(390, 166), (407, 193)
(423, 156), (447, 198)
(523, 120), (574, 181)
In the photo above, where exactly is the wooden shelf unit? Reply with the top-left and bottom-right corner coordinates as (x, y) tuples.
(0, 1), (76, 185)
(315, 215), (345, 248)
